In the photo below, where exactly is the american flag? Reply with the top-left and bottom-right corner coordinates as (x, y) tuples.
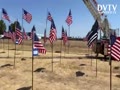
(32, 27), (46, 54)
(44, 29), (47, 44)
(47, 12), (53, 22)
(87, 20), (99, 47)
(61, 27), (67, 45)
(23, 9), (32, 23)
(61, 26), (65, 39)
(3, 31), (9, 38)
(33, 34), (46, 54)
(30, 25), (36, 39)
(9, 26), (16, 42)
(84, 31), (91, 41)
(15, 24), (23, 44)
(49, 19), (57, 44)
(108, 35), (120, 61)
(2, 8), (10, 22)
(66, 9), (72, 26)
(23, 28), (28, 40)
(63, 30), (68, 45)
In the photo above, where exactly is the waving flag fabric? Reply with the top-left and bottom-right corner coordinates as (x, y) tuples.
(23, 9), (32, 23)
(15, 24), (23, 44)
(108, 34), (120, 61)
(31, 26), (46, 54)
(33, 34), (46, 54)
(66, 9), (72, 26)
(9, 26), (16, 42)
(87, 20), (99, 47)
(47, 12), (53, 22)
(2, 8), (10, 22)
(49, 19), (57, 44)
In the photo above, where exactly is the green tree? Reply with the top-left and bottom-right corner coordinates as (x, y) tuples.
(10, 21), (21, 32)
(0, 20), (6, 34)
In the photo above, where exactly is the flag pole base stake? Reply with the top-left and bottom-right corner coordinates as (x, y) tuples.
(21, 58), (26, 61)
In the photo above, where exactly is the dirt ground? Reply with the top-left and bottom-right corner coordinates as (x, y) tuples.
(0, 40), (120, 90)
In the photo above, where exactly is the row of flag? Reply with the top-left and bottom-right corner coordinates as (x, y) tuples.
(2, 8), (32, 23)
(86, 20), (120, 61)
(2, 8), (72, 47)
(2, 8), (72, 26)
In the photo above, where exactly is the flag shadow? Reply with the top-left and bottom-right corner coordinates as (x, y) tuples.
(0, 64), (13, 68)
(34, 67), (46, 73)
(116, 75), (120, 78)
(79, 64), (86, 66)
(85, 55), (109, 62)
(17, 86), (31, 90)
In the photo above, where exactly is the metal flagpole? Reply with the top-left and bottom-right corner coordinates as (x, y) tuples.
(21, 9), (25, 60)
(64, 44), (66, 58)
(95, 41), (98, 77)
(68, 25), (70, 54)
(1, 13), (5, 53)
(91, 48), (92, 66)
(0, 10), (3, 53)
(60, 38), (62, 64)
(3, 33), (5, 53)
(7, 34), (9, 58)
(14, 21), (17, 68)
(44, 9), (48, 46)
(51, 43), (54, 72)
(7, 25), (11, 58)
(31, 32), (34, 90)
(109, 35), (112, 90)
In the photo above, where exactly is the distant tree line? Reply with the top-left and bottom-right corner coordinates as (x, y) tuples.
(0, 20), (21, 34)
(41, 36), (84, 41)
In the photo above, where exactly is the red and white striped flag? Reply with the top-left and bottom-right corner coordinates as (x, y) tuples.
(47, 12), (53, 22)
(15, 25), (23, 45)
(66, 9), (72, 26)
(63, 30), (68, 45)
(108, 35), (120, 61)
(49, 20), (57, 44)
(2, 8), (10, 22)
(32, 27), (46, 54)
(23, 9), (32, 23)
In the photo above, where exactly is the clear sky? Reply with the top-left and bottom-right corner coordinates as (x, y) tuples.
(0, 0), (120, 38)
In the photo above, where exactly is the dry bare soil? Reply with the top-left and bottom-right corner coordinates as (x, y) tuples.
(0, 39), (120, 90)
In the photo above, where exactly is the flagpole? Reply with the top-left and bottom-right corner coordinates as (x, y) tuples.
(21, 9), (25, 60)
(3, 35), (5, 53)
(14, 22), (17, 68)
(64, 43), (66, 58)
(95, 41), (98, 77)
(7, 36), (9, 58)
(51, 43), (54, 72)
(90, 48), (92, 66)
(32, 34), (34, 90)
(68, 25), (70, 54)
(7, 24), (11, 58)
(109, 36), (112, 90)
(60, 38), (62, 64)
(44, 9), (48, 46)
(0, 11), (3, 53)
(1, 14), (5, 53)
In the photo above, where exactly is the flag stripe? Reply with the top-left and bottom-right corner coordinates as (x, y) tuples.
(23, 9), (32, 23)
